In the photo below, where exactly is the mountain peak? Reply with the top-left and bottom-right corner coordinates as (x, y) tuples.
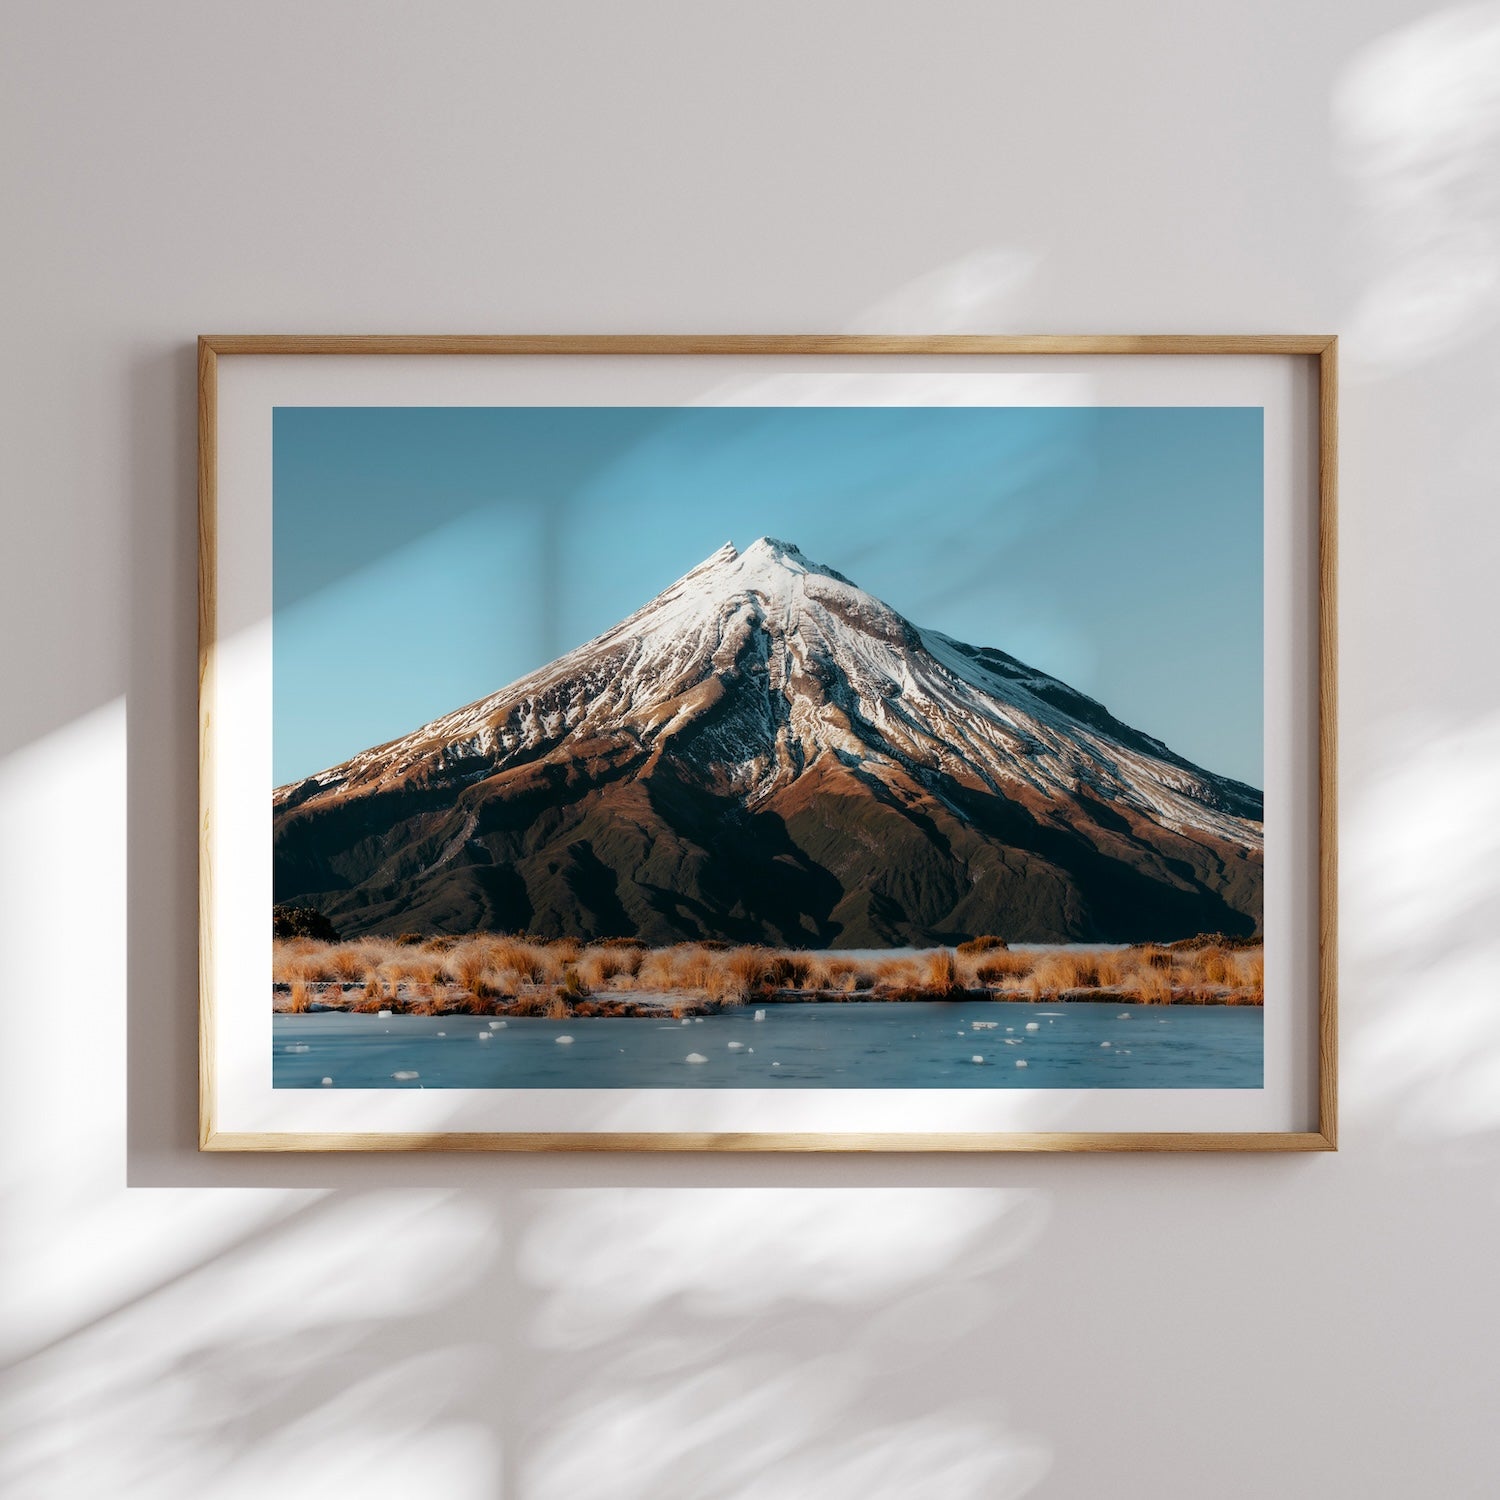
(744, 535), (801, 561)
(694, 536), (805, 572)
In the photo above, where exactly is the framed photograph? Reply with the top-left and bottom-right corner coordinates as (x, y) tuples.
(198, 335), (1337, 1152)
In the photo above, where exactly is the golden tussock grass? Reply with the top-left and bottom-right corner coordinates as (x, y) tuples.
(873, 957), (922, 989)
(726, 948), (767, 990)
(327, 948), (365, 981)
(1229, 950), (1264, 990)
(577, 947), (639, 988)
(763, 952), (813, 989)
(956, 935), (1008, 956)
(708, 968), (752, 1006)
(973, 951), (1033, 984)
(1197, 947), (1232, 985)
(352, 976), (386, 1013)
(822, 959), (870, 993)
(1125, 966), (1174, 1004)
(271, 933), (1263, 1008)
(924, 949), (959, 992)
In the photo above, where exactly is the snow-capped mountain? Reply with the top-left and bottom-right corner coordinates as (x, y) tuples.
(274, 537), (1263, 945)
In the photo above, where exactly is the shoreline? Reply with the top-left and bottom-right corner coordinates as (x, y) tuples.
(272, 980), (1263, 1018)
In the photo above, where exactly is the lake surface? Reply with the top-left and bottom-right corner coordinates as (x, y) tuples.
(273, 1001), (1262, 1089)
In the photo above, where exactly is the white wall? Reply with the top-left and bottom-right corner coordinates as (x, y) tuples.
(3, 3), (1498, 1495)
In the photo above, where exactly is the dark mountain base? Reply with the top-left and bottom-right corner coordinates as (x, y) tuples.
(274, 755), (1261, 947)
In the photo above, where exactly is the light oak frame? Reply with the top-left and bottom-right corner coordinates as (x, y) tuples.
(199, 335), (1338, 1153)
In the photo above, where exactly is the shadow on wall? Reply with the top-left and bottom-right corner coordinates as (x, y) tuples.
(1335, 2), (1500, 374)
(1334, 8), (1500, 1148)
(1345, 713), (1500, 1141)
(0, 1185), (1050, 1499)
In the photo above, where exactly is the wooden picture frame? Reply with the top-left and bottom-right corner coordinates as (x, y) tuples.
(199, 335), (1336, 1152)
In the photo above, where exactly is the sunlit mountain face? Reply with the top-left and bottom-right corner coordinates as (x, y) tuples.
(273, 538), (1262, 945)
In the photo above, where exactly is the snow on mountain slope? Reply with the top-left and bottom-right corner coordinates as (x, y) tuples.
(278, 536), (1262, 851)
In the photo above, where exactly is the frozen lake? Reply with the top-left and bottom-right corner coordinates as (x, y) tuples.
(273, 1000), (1262, 1089)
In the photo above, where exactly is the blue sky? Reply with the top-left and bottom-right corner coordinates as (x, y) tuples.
(273, 405), (1263, 787)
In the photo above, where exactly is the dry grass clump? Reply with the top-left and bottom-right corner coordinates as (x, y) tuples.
(385, 955), (443, 985)
(974, 950), (1033, 984)
(957, 935), (1008, 956)
(635, 943), (736, 994)
(708, 966), (752, 1006)
(924, 949), (960, 994)
(1032, 952), (1126, 990)
(328, 947), (367, 981)
(727, 948), (768, 991)
(286, 980), (312, 1013)
(272, 949), (309, 984)
(452, 947), (489, 994)
(778, 954), (817, 988)
(1124, 964), (1174, 1004)
(674, 946), (718, 991)
(1197, 947), (1233, 985)
(1165, 931), (1260, 952)
(821, 959), (871, 993)
(359, 977), (383, 1009)
(1123, 944), (1264, 1003)
(635, 947), (676, 991)
(491, 939), (552, 984)
(1020, 953), (1110, 999)
(276, 950), (335, 984)
(873, 956), (922, 990)
(1229, 949), (1264, 990)
(578, 945), (644, 987)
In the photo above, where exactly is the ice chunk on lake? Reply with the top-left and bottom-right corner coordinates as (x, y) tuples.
(392, 1071), (419, 1081)
(685, 1052), (708, 1064)
(555, 1035), (574, 1045)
